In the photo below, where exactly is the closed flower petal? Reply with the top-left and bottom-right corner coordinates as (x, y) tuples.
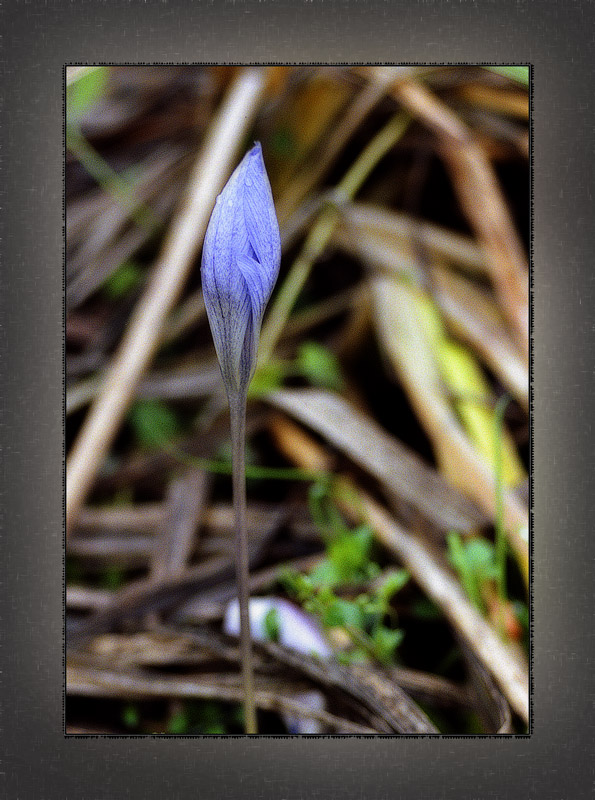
(201, 142), (281, 396)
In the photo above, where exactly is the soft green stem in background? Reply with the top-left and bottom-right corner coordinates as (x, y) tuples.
(66, 124), (160, 231)
(493, 393), (512, 632)
(162, 442), (325, 482)
(258, 111), (411, 364)
(228, 390), (257, 734)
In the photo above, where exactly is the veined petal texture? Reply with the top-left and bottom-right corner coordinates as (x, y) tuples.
(201, 142), (281, 396)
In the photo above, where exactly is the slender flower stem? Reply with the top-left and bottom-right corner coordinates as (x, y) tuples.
(229, 390), (257, 734)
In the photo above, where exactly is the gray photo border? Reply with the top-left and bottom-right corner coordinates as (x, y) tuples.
(3, 1), (594, 797)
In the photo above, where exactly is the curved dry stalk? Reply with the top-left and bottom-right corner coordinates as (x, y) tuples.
(66, 68), (268, 533)
(66, 662), (377, 734)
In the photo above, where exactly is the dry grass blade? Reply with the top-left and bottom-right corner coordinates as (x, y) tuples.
(277, 69), (398, 224)
(67, 555), (233, 645)
(149, 469), (211, 579)
(68, 506), (286, 645)
(256, 639), (438, 734)
(455, 83), (529, 120)
(430, 264), (528, 409)
(267, 387), (487, 534)
(70, 623), (437, 733)
(75, 503), (165, 532)
(161, 626), (438, 734)
(343, 663), (440, 734)
(371, 275), (528, 579)
(67, 147), (190, 307)
(67, 532), (153, 570)
(66, 661), (376, 734)
(66, 68), (268, 532)
(337, 201), (490, 277)
(458, 638), (513, 734)
(66, 586), (114, 612)
(388, 667), (471, 711)
(382, 73), (529, 357)
(334, 203), (528, 408)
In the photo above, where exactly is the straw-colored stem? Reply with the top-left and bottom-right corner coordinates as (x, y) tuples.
(259, 111), (410, 364)
(66, 68), (267, 534)
(229, 391), (257, 734)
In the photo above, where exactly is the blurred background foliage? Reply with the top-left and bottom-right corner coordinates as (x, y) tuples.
(66, 65), (529, 735)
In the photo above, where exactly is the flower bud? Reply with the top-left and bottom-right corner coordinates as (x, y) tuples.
(201, 142), (281, 397)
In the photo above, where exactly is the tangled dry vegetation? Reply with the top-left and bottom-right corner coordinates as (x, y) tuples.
(66, 65), (529, 735)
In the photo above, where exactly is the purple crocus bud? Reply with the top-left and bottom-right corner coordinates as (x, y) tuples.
(201, 142), (281, 398)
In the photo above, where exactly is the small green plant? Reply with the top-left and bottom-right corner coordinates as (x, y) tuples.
(447, 531), (499, 612)
(283, 479), (409, 666)
(248, 339), (345, 397)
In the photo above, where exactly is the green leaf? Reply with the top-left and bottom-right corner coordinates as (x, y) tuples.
(122, 703), (140, 729)
(323, 597), (364, 629)
(447, 532), (498, 611)
(281, 570), (315, 603)
(377, 569), (410, 604)
(371, 626), (404, 665)
(447, 531), (482, 610)
(464, 539), (498, 583)
(167, 710), (190, 734)
(483, 66), (530, 86)
(128, 399), (182, 449)
(296, 341), (345, 392)
(248, 361), (287, 397)
(102, 261), (144, 300)
(67, 67), (109, 123)
(100, 566), (126, 591)
(327, 527), (373, 583)
(308, 558), (342, 588)
(263, 608), (282, 642)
